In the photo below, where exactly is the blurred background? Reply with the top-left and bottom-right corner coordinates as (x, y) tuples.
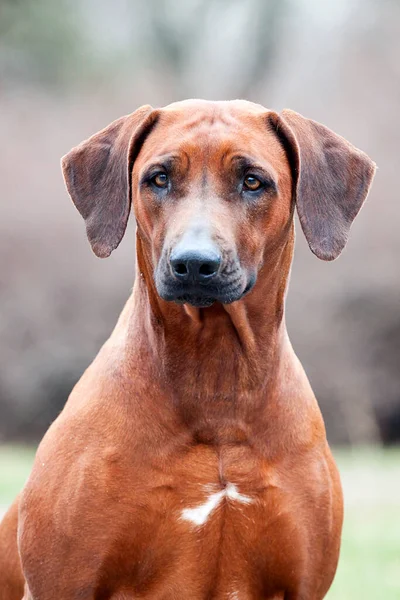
(0, 0), (399, 597)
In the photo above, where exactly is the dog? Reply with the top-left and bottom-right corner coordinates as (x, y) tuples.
(0, 100), (375, 599)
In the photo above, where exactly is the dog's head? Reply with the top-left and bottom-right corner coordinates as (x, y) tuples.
(62, 100), (375, 308)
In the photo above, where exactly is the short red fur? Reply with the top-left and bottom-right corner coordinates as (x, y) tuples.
(0, 100), (375, 600)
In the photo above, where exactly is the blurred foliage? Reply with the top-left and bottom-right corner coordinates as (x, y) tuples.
(0, 0), (399, 446)
(0, 0), (287, 94)
(0, 0), (85, 86)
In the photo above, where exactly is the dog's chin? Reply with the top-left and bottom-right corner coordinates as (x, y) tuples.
(156, 276), (256, 308)
(174, 295), (216, 308)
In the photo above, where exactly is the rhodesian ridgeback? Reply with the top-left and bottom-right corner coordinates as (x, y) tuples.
(0, 100), (375, 599)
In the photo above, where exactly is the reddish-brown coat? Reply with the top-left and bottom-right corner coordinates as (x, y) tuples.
(0, 100), (375, 599)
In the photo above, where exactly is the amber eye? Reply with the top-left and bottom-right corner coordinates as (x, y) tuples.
(151, 172), (169, 188)
(243, 174), (262, 191)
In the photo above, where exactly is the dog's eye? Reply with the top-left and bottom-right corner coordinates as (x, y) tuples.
(151, 172), (169, 188)
(243, 175), (262, 191)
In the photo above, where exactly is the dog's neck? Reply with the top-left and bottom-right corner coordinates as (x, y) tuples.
(110, 226), (297, 436)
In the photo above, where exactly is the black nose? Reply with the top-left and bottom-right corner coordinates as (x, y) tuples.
(170, 250), (221, 283)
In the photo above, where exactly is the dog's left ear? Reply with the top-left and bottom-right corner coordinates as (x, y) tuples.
(268, 110), (376, 260)
(62, 105), (158, 258)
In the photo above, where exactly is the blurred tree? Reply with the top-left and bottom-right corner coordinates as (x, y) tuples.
(0, 0), (398, 446)
(0, 0), (83, 87)
(138, 0), (287, 98)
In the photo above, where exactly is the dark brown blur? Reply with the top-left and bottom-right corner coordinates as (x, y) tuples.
(0, 0), (398, 446)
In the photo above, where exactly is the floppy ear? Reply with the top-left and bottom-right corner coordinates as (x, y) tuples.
(61, 105), (158, 258)
(268, 109), (376, 260)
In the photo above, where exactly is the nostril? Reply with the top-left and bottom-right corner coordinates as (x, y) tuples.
(170, 251), (221, 281)
(199, 262), (217, 276)
(174, 263), (188, 276)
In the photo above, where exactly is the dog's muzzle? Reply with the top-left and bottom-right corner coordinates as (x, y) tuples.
(155, 244), (255, 308)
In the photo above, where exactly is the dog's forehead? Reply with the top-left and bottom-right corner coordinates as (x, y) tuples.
(138, 100), (282, 165)
(159, 99), (268, 130)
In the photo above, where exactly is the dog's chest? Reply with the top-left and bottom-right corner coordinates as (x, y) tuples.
(86, 442), (305, 598)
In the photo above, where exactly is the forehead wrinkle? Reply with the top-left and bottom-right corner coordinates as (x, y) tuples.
(141, 150), (191, 174)
(160, 107), (245, 143)
(223, 152), (279, 180)
(161, 103), (221, 126)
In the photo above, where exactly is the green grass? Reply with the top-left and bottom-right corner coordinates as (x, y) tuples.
(0, 445), (36, 507)
(1, 445), (399, 598)
(327, 447), (400, 599)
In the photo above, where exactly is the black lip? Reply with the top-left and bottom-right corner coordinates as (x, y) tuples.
(175, 295), (216, 308)
(157, 277), (256, 307)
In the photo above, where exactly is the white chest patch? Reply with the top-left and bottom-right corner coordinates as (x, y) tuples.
(180, 483), (252, 526)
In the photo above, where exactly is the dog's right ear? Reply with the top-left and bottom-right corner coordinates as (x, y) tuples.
(61, 105), (158, 258)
